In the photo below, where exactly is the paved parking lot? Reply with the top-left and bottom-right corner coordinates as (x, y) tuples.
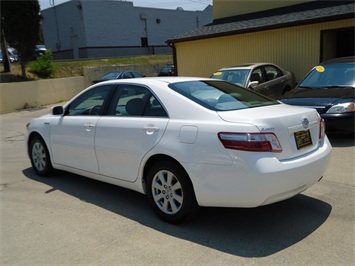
(1, 105), (354, 265)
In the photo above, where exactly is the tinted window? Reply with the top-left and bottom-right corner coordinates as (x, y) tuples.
(101, 72), (122, 79)
(169, 80), (279, 111)
(264, 65), (283, 80)
(108, 85), (167, 117)
(67, 85), (112, 116)
(250, 67), (266, 84)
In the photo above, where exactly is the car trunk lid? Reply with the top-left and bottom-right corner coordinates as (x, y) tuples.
(217, 104), (321, 160)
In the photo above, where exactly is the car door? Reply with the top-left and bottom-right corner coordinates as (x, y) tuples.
(249, 67), (269, 95)
(95, 84), (169, 182)
(263, 65), (286, 98)
(49, 85), (113, 173)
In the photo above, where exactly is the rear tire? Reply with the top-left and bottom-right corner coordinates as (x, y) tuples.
(146, 160), (198, 223)
(29, 136), (53, 176)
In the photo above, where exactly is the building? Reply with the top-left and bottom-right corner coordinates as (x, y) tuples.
(41, 0), (212, 60)
(167, 0), (355, 80)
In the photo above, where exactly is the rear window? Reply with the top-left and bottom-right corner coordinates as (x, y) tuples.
(169, 80), (279, 111)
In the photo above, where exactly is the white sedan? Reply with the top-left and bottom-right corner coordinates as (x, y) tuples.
(26, 77), (332, 223)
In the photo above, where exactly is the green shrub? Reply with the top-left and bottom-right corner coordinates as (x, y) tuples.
(29, 50), (56, 78)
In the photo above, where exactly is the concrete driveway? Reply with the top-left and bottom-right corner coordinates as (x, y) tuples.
(1, 105), (354, 265)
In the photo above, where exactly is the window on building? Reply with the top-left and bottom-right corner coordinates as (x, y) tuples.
(141, 37), (148, 47)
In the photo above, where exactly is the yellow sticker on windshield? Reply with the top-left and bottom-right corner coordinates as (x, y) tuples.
(316, 66), (325, 72)
(213, 71), (222, 76)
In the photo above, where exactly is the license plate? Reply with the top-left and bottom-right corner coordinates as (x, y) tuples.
(294, 129), (312, 150)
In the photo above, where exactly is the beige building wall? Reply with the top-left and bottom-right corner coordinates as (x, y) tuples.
(175, 18), (354, 81)
(213, 0), (312, 20)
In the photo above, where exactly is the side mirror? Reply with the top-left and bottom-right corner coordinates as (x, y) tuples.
(248, 81), (259, 89)
(51, 106), (64, 115)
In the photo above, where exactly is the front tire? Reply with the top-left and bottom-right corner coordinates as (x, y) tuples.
(29, 136), (53, 176)
(146, 160), (198, 223)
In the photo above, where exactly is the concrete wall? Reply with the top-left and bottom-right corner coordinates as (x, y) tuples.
(0, 77), (85, 113)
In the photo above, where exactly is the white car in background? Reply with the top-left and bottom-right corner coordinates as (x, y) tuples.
(26, 77), (331, 223)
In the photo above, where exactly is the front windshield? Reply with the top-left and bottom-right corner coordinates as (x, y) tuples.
(211, 69), (250, 87)
(101, 72), (122, 79)
(169, 80), (279, 111)
(299, 63), (355, 88)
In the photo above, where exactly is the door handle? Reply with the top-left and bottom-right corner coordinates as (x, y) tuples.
(143, 125), (159, 135)
(84, 123), (95, 132)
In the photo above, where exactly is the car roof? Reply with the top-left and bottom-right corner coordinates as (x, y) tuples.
(321, 56), (355, 65)
(93, 76), (209, 86)
(217, 63), (274, 70)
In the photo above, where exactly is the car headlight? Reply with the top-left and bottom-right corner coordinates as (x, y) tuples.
(326, 102), (355, 114)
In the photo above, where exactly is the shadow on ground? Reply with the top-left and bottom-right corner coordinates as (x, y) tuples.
(23, 167), (332, 258)
(327, 133), (354, 147)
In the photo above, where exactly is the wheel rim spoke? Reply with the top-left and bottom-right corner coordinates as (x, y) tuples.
(152, 169), (183, 215)
(32, 142), (46, 171)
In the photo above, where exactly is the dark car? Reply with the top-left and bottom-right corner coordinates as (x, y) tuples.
(158, 64), (175, 76)
(211, 63), (295, 99)
(92, 70), (145, 84)
(34, 45), (47, 58)
(280, 56), (355, 134)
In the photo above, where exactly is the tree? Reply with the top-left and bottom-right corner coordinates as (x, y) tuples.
(1, 0), (42, 78)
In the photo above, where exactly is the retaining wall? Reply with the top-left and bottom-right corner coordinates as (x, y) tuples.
(0, 77), (85, 113)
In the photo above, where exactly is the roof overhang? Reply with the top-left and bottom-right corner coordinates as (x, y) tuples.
(167, 2), (355, 44)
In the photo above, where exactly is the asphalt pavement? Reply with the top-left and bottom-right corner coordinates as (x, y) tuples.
(1, 105), (354, 265)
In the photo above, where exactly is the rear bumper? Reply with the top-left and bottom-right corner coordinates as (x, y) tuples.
(185, 136), (332, 208)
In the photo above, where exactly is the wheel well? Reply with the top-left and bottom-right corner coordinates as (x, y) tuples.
(27, 132), (43, 156)
(142, 154), (192, 194)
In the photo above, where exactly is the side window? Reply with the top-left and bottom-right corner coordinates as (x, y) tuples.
(132, 71), (144, 78)
(250, 67), (266, 84)
(108, 85), (167, 117)
(67, 85), (112, 116)
(265, 65), (283, 80)
(122, 72), (133, 79)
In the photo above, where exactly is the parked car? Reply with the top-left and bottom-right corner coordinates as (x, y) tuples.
(34, 44), (47, 58)
(8, 47), (19, 62)
(0, 49), (17, 63)
(211, 63), (295, 98)
(158, 64), (175, 76)
(26, 77), (331, 223)
(92, 70), (145, 84)
(280, 56), (355, 134)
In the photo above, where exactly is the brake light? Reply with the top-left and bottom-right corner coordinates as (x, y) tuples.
(319, 118), (325, 141)
(218, 132), (282, 152)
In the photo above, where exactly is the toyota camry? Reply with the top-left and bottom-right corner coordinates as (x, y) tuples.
(26, 77), (332, 223)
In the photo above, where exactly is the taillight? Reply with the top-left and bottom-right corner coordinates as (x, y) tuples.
(218, 132), (282, 152)
(319, 118), (325, 141)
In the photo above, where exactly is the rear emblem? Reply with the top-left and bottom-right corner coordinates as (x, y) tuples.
(302, 118), (309, 129)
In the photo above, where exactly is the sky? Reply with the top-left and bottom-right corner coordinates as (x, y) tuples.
(39, 0), (213, 11)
